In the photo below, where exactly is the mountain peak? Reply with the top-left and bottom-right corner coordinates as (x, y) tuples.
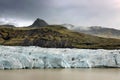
(29, 18), (48, 27)
(35, 18), (44, 22)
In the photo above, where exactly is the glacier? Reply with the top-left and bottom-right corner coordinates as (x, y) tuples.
(0, 45), (120, 69)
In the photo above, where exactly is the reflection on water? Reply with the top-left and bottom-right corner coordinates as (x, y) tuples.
(0, 69), (120, 80)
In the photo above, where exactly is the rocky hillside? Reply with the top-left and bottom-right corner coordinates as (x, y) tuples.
(0, 24), (120, 49)
(0, 19), (120, 49)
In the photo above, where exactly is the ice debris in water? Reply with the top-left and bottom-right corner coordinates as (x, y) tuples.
(0, 45), (120, 69)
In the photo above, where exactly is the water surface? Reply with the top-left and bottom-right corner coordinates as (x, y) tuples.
(0, 69), (120, 80)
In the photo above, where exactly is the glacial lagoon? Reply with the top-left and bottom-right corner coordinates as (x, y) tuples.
(0, 69), (120, 80)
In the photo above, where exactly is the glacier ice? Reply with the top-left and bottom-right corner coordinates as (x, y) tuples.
(0, 45), (120, 69)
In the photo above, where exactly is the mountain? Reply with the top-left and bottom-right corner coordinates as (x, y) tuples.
(0, 24), (120, 49)
(62, 24), (120, 39)
(77, 26), (120, 39)
(0, 24), (15, 28)
(29, 18), (48, 27)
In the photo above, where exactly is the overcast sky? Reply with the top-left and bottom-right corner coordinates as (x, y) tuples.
(0, 0), (120, 29)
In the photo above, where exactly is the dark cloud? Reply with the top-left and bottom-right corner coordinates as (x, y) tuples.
(0, 0), (53, 26)
(0, 0), (120, 29)
(0, 0), (49, 19)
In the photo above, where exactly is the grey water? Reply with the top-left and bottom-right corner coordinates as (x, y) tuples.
(0, 68), (120, 80)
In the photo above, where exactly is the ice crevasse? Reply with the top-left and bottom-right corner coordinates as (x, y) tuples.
(0, 45), (120, 69)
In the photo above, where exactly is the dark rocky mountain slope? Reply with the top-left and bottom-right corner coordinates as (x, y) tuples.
(29, 18), (48, 27)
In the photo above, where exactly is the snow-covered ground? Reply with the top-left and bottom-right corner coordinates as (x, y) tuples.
(0, 45), (120, 69)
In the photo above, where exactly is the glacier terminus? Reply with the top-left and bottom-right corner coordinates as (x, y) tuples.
(0, 46), (120, 69)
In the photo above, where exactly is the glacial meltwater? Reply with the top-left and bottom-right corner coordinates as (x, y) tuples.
(0, 69), (120, 80)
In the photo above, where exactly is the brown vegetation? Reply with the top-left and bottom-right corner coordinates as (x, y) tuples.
(0, 25), (120, 49)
